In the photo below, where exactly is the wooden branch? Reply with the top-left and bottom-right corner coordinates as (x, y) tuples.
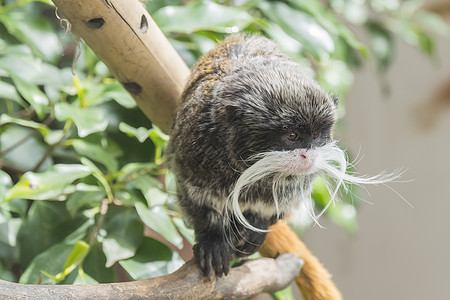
(0, 255), (303, 299)
(52, 0), (189, 134)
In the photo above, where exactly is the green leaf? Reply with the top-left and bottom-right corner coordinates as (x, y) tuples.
(172, 217), (195, 245)
(0, 80), (24, 106)
(43, 129), (65, 145)
(41, 241), (90, 282)
(135, 202), (183, 249)
(82, 245), (115, 283)
(70, 139), (118, 173)
(1, 198), (28, 219)
(393, 18), (435, 55)
(416, 11), (449, 35)
(55, 102), (108, 137)
(73, 268), (98, 284)
(63, 241), (90, 276)
(265, 23), (303, 55)
(10, 74), (49, 119)
(416, 31), (434, 55)
(154, 2), (254, 34)
(80, 157), (114, 202)
(0, 54), (72, 88)
(4, 164), (92, 202)
(259, 1), (334, 58)
(119, 237), (183, 280)
(144, 0), (184, 14)
(311, 178), (358, 233)
(17, 201), (70, 266)
(119, 122), (152, 143)
(0, 218), (22, 247)
(102, 81), (136, 108)
(288, 0), (368, 58)
(66, 184), (105, 216)
(61, 216), (94, 244)
(148, 125), (169, 148)
(0, 170), (13, 203)
(128, 175), (167, 207)
(102, 209), (143, 267)
(289, 0), (339, 33)
(327, 202), (358, 234)
(0, 126), (52, 171)
(0, 263), (15, 282)
(318, 60), (354, 96)
(367, 22), (394, 71)
(19, 242), (74, 284)
(311, 177), (331, 208)
(111, 190), (140, 207)
(117, 162), (157, 182)
(0, 8), (62, 62)
(168, 38), (198, 67)
(0, 114), (50, 137)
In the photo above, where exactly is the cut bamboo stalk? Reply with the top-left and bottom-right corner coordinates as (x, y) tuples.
(53, 0), (189, 134)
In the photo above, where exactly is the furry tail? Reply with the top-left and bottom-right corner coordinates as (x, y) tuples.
(259, 220), (342, 300)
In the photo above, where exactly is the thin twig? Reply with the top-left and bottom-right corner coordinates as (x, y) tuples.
(31, 121), (73, 172)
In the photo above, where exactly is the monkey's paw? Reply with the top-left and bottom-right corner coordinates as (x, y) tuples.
(193, 239), (233, 279)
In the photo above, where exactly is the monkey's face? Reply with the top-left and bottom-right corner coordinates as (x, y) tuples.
(216, 60), (337, 175)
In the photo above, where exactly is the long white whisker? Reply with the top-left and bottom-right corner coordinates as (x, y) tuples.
(228, 141), (407, 232)
(381, 183), (413, 208)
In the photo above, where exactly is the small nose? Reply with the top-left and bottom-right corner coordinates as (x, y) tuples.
(301, 153), (307, 159)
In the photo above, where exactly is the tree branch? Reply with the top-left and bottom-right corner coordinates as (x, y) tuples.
(0, 254), (303, 299)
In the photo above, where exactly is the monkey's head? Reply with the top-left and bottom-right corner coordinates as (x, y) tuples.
(216, 58), (338, 166)
(212, 58), (351, 230)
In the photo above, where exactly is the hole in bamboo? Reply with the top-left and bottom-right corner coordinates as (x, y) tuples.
(123, 82), (142, 95)
(140, 15), (148, 33)
(86, 18), (105, 29)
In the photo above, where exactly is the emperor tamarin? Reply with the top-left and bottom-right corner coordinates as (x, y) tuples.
(168, 34), (375, 277)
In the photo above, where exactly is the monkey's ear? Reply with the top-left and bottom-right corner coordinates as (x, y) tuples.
(331, 96), (339, 107)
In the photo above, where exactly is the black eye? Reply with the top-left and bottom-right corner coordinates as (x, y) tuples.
(285, 131), (299, 142)
(312, 131), (321, 140)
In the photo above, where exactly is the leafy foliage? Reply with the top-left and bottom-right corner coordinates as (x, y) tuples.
(0, 0), (445, 292)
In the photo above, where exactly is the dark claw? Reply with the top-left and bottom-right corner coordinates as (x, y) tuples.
(194, 244), (206, 271)
(214, 251), (224, 277)
(205, 249), (213, 279)
(194, 239), (233, 279)
(222, 250), (230, 275)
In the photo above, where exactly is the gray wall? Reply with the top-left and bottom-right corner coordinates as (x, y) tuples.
(302, 18), (450, 300)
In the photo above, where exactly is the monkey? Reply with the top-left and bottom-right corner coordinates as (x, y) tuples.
(167, 34), (393, 281)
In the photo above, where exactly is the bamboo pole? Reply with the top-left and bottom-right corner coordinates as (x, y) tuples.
(53, 0), (189, 134)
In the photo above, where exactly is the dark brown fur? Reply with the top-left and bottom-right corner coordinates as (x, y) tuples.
(168, 35), (337, 277)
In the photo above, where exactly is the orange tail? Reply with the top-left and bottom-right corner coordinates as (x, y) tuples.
(259, 220), (343, 300)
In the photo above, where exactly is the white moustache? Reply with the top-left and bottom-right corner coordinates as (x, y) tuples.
(228, 141), (401, 232)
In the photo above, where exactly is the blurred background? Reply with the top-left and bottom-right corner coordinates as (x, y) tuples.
(304, 1), (450, 298)
(0, 0), (449, 299)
